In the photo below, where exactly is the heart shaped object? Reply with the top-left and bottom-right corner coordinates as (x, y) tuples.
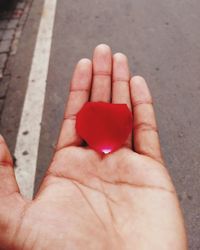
(76, 102), (132, 154)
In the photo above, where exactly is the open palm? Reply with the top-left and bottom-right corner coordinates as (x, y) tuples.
(0, 45), (187, 250)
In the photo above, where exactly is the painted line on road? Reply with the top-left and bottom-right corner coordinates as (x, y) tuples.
(14, 0), (58, 198)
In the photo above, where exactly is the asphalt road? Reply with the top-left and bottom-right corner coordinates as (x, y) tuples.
(0, 0), (200, 249)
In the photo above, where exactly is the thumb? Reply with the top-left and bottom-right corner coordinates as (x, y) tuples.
(0, 135), (20, 196)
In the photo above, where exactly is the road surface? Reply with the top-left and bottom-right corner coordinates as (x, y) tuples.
(0, 0), (199, 249)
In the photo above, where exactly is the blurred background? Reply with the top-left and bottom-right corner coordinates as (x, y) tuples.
(0, 0), (199, 249)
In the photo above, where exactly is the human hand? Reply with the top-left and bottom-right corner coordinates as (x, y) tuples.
(0, 44), (187, 250)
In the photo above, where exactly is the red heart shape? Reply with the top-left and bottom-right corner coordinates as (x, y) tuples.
(76, 102), (133, 154)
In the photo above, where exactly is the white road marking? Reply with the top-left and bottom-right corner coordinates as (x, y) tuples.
(14, 0), (58, 198)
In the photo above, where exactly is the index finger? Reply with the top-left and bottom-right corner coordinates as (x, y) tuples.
(56, 59), (92, 150)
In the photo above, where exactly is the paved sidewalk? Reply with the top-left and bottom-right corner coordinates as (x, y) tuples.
(0, 0), (32, 117)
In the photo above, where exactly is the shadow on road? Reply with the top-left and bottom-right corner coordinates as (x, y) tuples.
(0, 0), (18, 11)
